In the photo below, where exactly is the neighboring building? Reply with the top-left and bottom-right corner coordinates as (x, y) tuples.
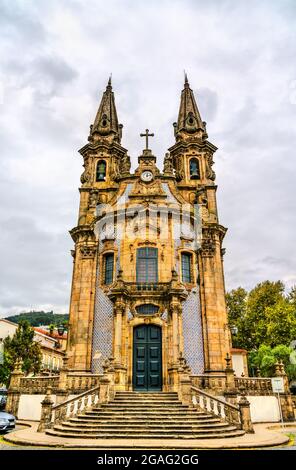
(231, 348), (248, 377)
(66, 76), (233, 390)
(0, 319), (65, 372)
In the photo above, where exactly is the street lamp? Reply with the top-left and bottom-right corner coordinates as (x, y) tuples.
(57, 325), (65, 337)
(230, 325), (238, 336)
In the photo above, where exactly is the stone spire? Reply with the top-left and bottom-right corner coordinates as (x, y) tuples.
(173, 75), (207, 141)
(89, 76), (123, 143)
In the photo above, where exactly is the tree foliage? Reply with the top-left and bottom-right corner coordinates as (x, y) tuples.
(226, 281), (296, 350)
(5, 311), (68, 327)
(0, 320), (42, 386)
(248, 344), (296, 380)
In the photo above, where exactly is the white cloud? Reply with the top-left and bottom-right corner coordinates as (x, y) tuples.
(0, 0), (295, 315)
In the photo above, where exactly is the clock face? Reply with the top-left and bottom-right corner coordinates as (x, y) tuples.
(141, 170), (153, 182)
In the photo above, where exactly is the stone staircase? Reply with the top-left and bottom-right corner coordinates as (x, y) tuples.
(46, 391), (245, 439)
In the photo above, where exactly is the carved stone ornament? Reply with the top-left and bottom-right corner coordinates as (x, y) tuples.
(163, 153), (173, 174)
(201, 228), (216, 257)
(119, 154), (131, 174)
(205, 152), (216, 181)
(80, 244), (97, 258)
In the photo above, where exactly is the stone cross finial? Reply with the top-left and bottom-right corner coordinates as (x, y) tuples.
(140, 129), (154, 150)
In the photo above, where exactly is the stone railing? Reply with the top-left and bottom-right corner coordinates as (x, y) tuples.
(126, 282), (170, 293)
(191, 386), (241, 428)
(234, 377), (273, 395)
(20, 376), (60, 394)
(191, 386), (254, 433)
(38, 385), (101, 432)
(66, 373), (102, 393)
(19, 373), (103, 395)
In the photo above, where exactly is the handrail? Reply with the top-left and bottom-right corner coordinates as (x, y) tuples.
(52, 384), (100, 410)
(191, 386), (239, 411)
(51, 384), (101, 426)
(191, 386), (242, 429)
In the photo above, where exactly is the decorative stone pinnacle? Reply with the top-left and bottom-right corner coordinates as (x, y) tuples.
(225, 353), (231, 369)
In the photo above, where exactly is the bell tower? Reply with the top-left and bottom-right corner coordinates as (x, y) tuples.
(67, 78), (130, 371)
(167, 75), (231, 374)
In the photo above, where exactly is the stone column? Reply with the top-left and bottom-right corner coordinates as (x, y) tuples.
(170, 302), (181, 364)
(6, 359), (24, 417)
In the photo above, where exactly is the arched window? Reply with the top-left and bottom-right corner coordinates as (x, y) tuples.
(136, 247), (158, 284)
(181, 252), (193, 283)
(136, 304), (159, 315)
(104, 253), (114, 285)
(189, 158), (200, 180)
(96, 160), (106, 182)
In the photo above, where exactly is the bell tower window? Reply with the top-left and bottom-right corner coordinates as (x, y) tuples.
(181, 252), (192, 283)
(189, 158), (200, 180)
(96, 160), (106, 182)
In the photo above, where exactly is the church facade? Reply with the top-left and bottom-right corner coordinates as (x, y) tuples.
(67, 76), (232, 392)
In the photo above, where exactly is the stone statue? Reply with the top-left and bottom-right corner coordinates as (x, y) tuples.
(163, 153), (173, 174)
(120, 154), (131, 174)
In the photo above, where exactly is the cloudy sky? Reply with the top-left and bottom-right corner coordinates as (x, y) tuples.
(0, 0), (295, 316)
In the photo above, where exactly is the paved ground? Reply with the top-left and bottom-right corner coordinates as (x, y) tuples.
(1, 422), (294, 450)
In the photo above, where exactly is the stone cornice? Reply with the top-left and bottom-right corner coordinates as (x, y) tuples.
(168, 139), (218, 154)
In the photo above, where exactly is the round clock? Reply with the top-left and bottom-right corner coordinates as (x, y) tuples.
(141, 170), (153, 182)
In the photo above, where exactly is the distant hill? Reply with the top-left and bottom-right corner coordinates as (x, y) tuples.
(5, 311), (69, 327)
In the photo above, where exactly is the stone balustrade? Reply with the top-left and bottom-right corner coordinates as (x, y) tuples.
(234, 377), (273, 395)
(38, 385), (101, 432)
(19, 373), (103, 394)
(66, 373), (102, 393)
(191, 386), (241, 427)
(20, 376), (59, 394)
(191, 385), (254, 433)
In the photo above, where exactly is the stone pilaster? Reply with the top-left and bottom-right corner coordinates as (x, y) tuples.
(199, 224), (231, 374)
(67, 225), (97, 371)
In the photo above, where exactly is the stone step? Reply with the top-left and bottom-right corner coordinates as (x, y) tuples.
(46, 428), (245, 440)
(71, 416), (220, 424)
(61, 421), (230, 430)
(95, 404), (190, 410)
(112, 398), (180, 405)
(80, 409), (211, 417)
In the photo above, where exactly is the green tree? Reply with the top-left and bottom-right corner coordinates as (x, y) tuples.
(249, 344), (296, 381)
(0, 320), (42, 386)
(265, 300), (296, 347)
(225, 287), (248, 348)
(226, 280), (290, 350)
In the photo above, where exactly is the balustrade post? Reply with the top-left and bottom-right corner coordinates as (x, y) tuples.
(38, 386), (54, 432)
(6, 358), (24, 417)
(238, 385), (254, 433)
(99, 376), (111, 403)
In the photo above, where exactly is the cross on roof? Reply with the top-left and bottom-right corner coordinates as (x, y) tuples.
(140, 129), (154, 150)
